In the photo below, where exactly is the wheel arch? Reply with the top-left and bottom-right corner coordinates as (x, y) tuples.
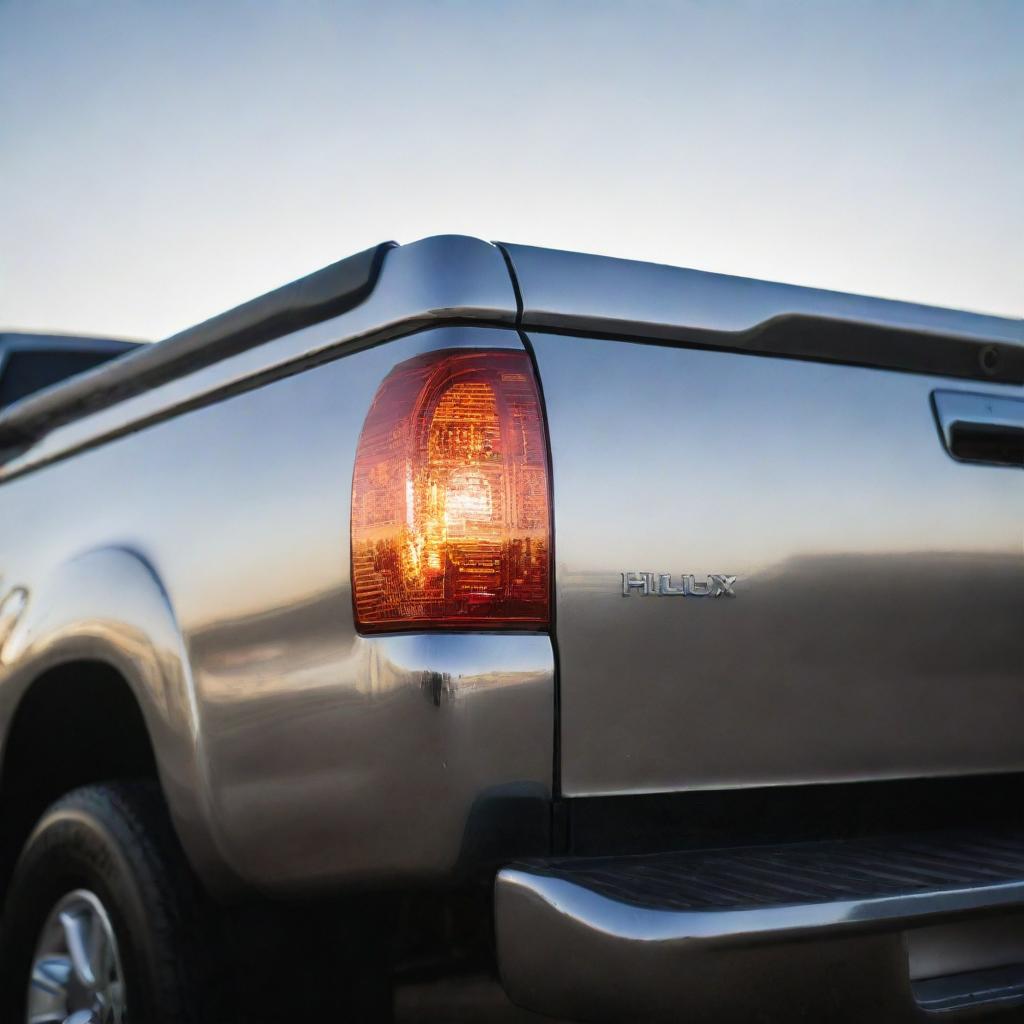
(0, 546), (241, 898)
(0, 658), (159, 895)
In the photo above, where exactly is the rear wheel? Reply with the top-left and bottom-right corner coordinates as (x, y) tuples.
(0, 781), (223, 1024)
(27, 887), (126, 1022)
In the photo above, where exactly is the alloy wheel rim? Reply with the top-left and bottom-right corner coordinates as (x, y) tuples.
(26, 889), (126, 1024)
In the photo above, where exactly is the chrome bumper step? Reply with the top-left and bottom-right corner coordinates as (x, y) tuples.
(495, 829), (1024, 1022)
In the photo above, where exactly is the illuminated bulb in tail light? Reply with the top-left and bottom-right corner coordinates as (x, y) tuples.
(351, 348), (551, 632)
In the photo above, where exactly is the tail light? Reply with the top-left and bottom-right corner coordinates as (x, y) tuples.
(351, 348), (551, 632)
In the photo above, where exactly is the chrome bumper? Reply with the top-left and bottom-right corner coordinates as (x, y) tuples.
(495, 831), (1024, 1022)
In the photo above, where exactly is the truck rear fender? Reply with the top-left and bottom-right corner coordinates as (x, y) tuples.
(0, 545), (241, 893)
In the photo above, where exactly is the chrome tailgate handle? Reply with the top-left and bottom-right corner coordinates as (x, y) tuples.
(932, 390), (1024, 467)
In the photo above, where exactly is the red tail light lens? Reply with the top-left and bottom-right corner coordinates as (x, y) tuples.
(351, 348), (551, 632)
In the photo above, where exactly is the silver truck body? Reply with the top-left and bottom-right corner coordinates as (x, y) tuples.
(0, 238), (556, 896)
(536, 332), (1024, 795)
(1, 235), (1022, 1020)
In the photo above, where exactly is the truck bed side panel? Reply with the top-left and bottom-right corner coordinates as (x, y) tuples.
(0, 326), (553, 895)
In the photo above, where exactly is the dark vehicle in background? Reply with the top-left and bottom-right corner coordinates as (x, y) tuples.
(0, 332), (139, 410)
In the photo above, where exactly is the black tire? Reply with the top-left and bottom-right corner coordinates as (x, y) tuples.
(0, 780), (226, 1024)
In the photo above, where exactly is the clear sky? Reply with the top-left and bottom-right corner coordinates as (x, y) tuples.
(1, 0), (1021, 340)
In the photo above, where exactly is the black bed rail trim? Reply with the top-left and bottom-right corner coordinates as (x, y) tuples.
(520, 313), (1024, 386)
(0, 241), (396, 448)
(500, 241), (1024, 386)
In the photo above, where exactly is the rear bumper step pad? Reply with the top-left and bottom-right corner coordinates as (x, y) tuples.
(495, 830), (1024, 1022)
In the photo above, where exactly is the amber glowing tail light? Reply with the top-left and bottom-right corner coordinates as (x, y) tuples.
(351, 348), (551, 632)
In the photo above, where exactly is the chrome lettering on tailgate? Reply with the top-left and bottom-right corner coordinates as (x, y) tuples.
(621, 572), (737, 597)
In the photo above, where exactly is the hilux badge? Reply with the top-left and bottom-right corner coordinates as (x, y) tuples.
(621, 572), (737, 597)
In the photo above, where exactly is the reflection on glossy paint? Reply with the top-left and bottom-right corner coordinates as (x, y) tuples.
(0, 586), (28, 655)
(0, 321), (554, 897)
(531, 330), (1024, 799)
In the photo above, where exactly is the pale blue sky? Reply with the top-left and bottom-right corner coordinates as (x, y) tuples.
(1, 0), (1021, 340)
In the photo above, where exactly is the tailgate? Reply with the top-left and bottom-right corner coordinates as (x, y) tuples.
(529, 332), (1024, 797)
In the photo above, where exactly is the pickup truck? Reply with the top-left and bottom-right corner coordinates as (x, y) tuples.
(0, 236), (1021, 1024)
